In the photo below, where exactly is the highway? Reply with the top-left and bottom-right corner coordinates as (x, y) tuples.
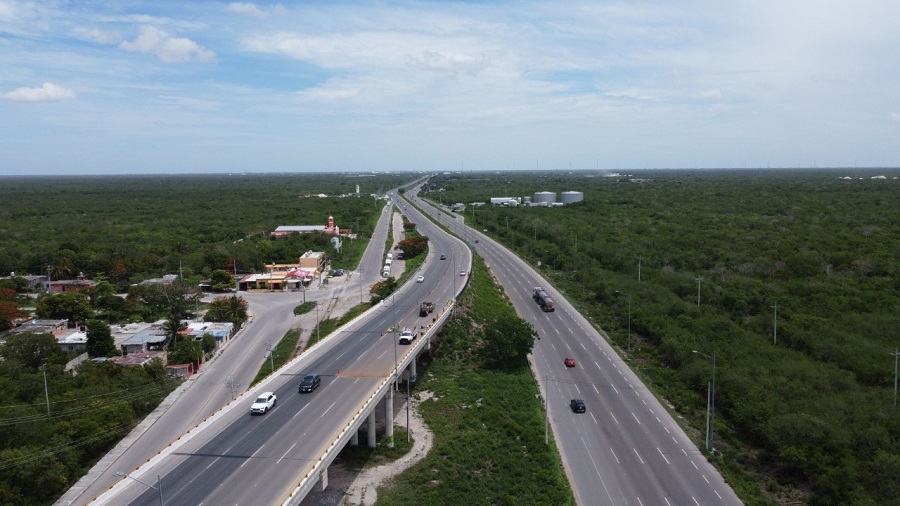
(102, 195), (471, 505)
(411, 188), (743, 505)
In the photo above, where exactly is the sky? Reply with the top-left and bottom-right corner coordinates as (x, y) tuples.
(1, 0), (899, 175)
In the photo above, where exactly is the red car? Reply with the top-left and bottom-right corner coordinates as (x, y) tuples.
(564, 357), (576, 368)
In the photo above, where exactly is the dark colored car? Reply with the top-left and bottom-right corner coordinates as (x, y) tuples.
(570, 399), (586, 413)
(298, 373), (321, 393)
(440, 254), (446, 260)
(331, 269), (344, 277)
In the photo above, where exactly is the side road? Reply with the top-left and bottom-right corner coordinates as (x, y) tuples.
(58, 203), (395, 506)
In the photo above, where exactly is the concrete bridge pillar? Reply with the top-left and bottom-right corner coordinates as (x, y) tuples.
(317, 468), (328, 492)
(350, 430), (359, 446)
(410, 358), (417, 381)
(367, 410), (377, 448)
(385, 388), (394, 447)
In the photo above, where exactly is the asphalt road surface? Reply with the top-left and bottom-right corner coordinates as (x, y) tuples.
(99, 195), (471, 505)
(411, 188), (743, 505)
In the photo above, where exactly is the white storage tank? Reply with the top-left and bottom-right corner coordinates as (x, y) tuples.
(560, 191), (584, 204)
(533, 191), (557, 205)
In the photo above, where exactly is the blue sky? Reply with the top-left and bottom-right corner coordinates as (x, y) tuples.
(1, 0), (899, 175)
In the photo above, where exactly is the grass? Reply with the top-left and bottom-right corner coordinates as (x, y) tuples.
(250, 329), (301, 386)
(304, 302), (371, 350)
(349, 251), (575, 505)
(293, 301), (316, 315)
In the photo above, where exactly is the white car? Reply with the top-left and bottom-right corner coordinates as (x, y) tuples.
(459, 270), (466, 276)
(416, 275), (425, 283)
(250, 392), (277, 415)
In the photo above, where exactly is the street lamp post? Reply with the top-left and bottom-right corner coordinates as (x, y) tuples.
(692, 350), (716, 452)
(615, 291), (632, 358)
(114, 471), (163, 506)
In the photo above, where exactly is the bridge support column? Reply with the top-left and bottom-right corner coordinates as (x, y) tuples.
(317, 467), (328, 492)
(350, 430), (359, 446)
(367, 410), (377, 448)
(385, 388), (394, 447)
(410, 359), (417, 381)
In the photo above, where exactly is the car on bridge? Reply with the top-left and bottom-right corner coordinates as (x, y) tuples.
(398, 329), (415, 345)
(298, 374), (321, 393)
(570, 399), (586, 413)
(251, 392), (277, 414)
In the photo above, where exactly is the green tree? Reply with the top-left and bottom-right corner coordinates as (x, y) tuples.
(162, 313), (185, 348)
(204, 295), (248, 325)
(209, 269), (235, 292)
(86, 319), (115, 358)
(201, 333), (217, 355)
(480, 313), (538, 370)
(0, 333), (63, 369)
(168, 338), (202, 367)
(35, 292), (92, 326)
(143, 357), (167, 381)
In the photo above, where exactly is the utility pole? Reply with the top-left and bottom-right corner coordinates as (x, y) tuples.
(224, 374), (240, 400)
(772, 302), (778, 345)
(695, 276), (704, 306)
(41, 365), (50, 418)
(893, 348), (899, 408)
(316, 302), (320, 342)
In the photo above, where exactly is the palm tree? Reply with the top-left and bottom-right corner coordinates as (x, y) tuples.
(162, 313), (186, 349)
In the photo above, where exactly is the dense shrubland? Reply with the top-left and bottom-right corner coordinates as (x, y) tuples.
(426, 169), (900, 505)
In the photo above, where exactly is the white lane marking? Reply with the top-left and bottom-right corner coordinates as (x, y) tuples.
(580, 342), (587, 350)
(715, 490), (722, 499)
(610, 448), (620, 464)
(692, 497), (700, 506)
(633, 448), (645, 464)
(664, 426), (670, 434)
(580, 436), (617, 505)
(642, 399), (648, 406)
(636, 498), (644, 506)
(574, 384), (581, 394)
(609, 411), (619, 424)
(657, 447), (670, 465)
(356, 350), (367, 361)
(691, 460), (698, 470)
(291, 404), (309, 420)
(611, 385), (619, 394)
(681, 448), (688, 456)
(240, 446), (264, 468)
(377, 349), (387, 359)
(594, 361), (602, 370)
(590, 412), (598, 424)
(592, 384), (600, 394)
(631, 412), (641, 424)
(672, 436), (678, 445)
(279, 442), (298, 462)
(320, 401), (337, 418)
(655, 416), (661, 424)
(551, 343), (557, 351)
(702, 475), (710, 484)
(664, 498), (672, 506)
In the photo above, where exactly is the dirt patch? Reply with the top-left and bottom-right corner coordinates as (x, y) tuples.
(300, 391), (434, 506)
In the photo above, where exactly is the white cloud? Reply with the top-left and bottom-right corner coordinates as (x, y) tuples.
(73, 27), (121, 44)
(1, 82), (76, 102)
(697, 89), (723, 100)
(119, 25), (216, 63)
(228, 2), (267, 17)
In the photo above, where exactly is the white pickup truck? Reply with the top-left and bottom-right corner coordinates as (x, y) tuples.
(398, 328), (416, 345)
